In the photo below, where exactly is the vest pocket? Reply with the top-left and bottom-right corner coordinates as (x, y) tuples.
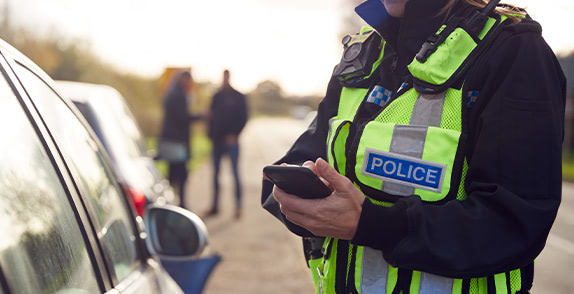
(327, 119), (352, 175)
(311, 237), (337, 294)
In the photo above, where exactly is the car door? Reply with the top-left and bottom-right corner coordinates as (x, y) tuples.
(3, 50), (181, 293)
(0, 50), (104, 294)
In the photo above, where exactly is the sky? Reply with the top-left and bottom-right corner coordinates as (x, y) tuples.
(1, 0), (573, 96)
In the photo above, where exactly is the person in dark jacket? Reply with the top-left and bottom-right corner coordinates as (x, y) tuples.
(261, 0), (565, 293)
(207, 69), (248, 218)
(159, 71), (202, 209)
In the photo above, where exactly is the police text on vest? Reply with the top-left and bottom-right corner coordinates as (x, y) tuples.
(361, 148), (446, 193)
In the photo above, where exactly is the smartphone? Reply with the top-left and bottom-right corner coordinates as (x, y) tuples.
(263, 165), (332, 199)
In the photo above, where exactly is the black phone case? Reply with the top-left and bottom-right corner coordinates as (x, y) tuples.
(263, 165), (332, 199)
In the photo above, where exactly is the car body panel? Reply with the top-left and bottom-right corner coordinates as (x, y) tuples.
(0, 39), (194, 294)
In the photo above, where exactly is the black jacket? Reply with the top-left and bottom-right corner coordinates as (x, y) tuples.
(208, 87), (248, 141)
(159, 86), (201, 147)
(261, 0), (566, 278)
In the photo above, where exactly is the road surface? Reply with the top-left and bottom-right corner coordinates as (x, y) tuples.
(185, 117), (314, 293)
(184, 117), (574, 293)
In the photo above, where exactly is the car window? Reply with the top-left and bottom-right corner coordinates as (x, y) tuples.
(13, 63), (140, 283)
(0, 71), (100, 293)
(117, 98), (148, 157)
(90, 90), (147, 159)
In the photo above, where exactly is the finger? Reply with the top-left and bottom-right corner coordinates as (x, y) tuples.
(283, 208), (309, 226)
(280, 162), (300, 167)
(284, 210), (328, 238)
(305, 158), (335, 190)
(281, 203), (321, 232)
(273, 186), (320, 215)
(302, 160), (318, 174)
(272, 186), (289, 202)
(273, 186), (304, 209)
(316, 158), (351, 191)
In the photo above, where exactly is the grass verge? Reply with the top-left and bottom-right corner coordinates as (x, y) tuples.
(563, 161), (574, 182)
(147, 134), (212, 178)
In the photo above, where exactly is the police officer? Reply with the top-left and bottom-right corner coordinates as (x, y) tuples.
(261, 0), (565, 293)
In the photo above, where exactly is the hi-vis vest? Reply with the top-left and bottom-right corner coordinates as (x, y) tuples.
(308, 14), (534, 294)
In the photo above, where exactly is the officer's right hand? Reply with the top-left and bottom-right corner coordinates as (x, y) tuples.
(273, 158), (365, 240)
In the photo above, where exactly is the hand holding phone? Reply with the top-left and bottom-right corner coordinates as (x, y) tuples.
(263, 165), (332, 199)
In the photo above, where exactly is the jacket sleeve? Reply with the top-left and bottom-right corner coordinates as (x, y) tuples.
(231, 93), (249, 135)
(351, 24), (566, 277)
(168, 92), (199, 124)
(261, 76), (342, 236)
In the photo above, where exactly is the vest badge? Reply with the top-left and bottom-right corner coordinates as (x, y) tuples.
(361, 148), (446, 193)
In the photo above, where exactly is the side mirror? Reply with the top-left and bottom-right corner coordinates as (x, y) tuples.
(144, 204), (208, 259)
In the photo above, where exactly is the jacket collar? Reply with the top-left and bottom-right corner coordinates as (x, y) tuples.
(355, 0), (452, 58)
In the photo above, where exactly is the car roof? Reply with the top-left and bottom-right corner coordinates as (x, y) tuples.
(0, 38), (61, 90)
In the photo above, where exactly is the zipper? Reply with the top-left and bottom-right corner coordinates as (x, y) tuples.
(391, 55), (399, 73)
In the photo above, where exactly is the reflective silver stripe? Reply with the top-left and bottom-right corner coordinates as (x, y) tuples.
(381, 91), (447, 195)
(359, 92), (450, 292)
(359, 251), (455, 294)
(382, 125), (428, 195)
(389, 125), (428, 158)
(410, 91), (447, 127)
(419, 272), (454, 294)
(327, 118), (337, 145)
(316, 268), (324, 294)
(329, 118), (337, 127)
(360, 247), (388, 294)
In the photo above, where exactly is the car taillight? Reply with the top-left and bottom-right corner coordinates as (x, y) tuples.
(122, 184), (146, 216)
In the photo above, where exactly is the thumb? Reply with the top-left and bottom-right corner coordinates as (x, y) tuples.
(316, 158), (349, 191)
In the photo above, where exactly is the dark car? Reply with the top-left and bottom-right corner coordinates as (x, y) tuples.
(0, 39), (211, 293)
(54, 81), (175, 216)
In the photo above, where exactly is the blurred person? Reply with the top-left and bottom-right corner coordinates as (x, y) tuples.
(207, 69), (248, 218)
(158, 71), (203, 209)
(261, 0), (565, 293)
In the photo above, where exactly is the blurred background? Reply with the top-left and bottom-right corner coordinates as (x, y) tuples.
(0, 0), (573, 293)
(0, 0), (571, 155)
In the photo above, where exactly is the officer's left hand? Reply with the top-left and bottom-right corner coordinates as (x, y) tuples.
(273, 158), (365, 240)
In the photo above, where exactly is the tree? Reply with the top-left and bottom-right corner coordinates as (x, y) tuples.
(250, 80), (288, 115)
(0, 18), (164, 136)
